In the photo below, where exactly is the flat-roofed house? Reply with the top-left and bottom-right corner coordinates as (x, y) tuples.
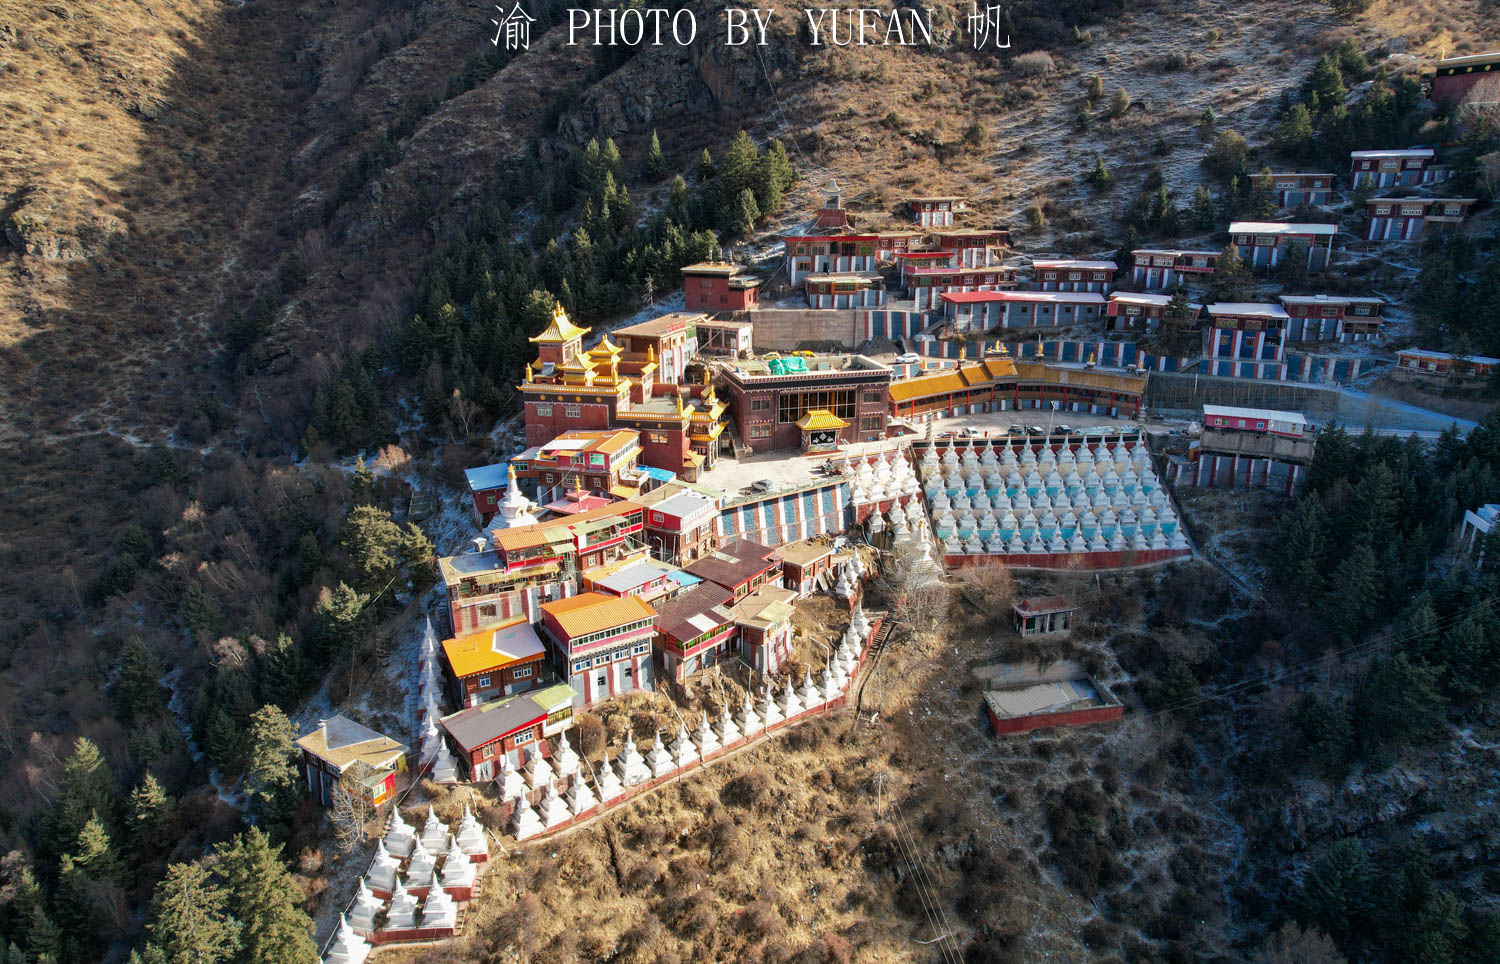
(442, 616), (549, 708)
(296, 715), (409, 807)
(1365, 197), (1477, 241)
(1277, 294), (1385, 342)
(1248, 172), (1336, 207)
(1205, 303), (1292, 380)
(635, 488), (721, 566)
(1350, 148), (1443, 188)
(1031, 259), (1116, 293)
(938, 290), (1107, 332)
(1105, 292), (1201, 333)
(540, 592), (657, 707)
(907, 195), (963, 227)
(1130, 249), (1220, 290)
(1393, 348), (1500, 387)
(804, 272), (885, 309)
(726, 585), (798, 675)
(582, 556), (680, 605)
(681, 263), (760, 312)
(1228, 221), (1337, 270)
(773, 540), (837, 597)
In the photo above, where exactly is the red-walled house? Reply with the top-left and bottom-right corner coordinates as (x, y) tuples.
(939, 290), (1107, 332)
(773, 540), (837, 597)
(681, 263), (760, 312)
(784, 234), (881, 283)
(296, 716), (409, 807)
(1030, 259), (1116, 293)
(1350, 148), (1444, 188)
(1278, 294), (1385, 342)
(907, 195), (963, 227)
(682, 538), (783, 602)
(582, 556), (679, 605)
(1130, 249), (1220, 289)
(726, 585), (798, 675)
(1431, 51), (1500, 106)
(1248, 172), (1336, 207)
(805, 272), (885, 308)
(931, 227), (1012, 267)
(442, 617), (550, 708)
(721, 353), (892, 453)
(873, 231), (925, 261)
(1393, 348), (1500, 387)
(636, 487), (721, 566)
(614, 312), (702, 386)
(1201, 404), (1307, 438)
(1205, 303), (1291, 380)
(1228, 221), (1337, 270)
(1366, 197), (1476, 241)
(440, 683), (576, 779)
(653, 582), (738, 682)
(903, 264), (1018, 310)
(512, 429), (641, 503)
(541, 592), (657, 707)
(983, 668), (1123, 736)
(465, 463), (511, 526)
(1105, 292), (1201, 332)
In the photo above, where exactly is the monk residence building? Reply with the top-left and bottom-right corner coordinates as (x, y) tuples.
(721, 353), (892, 453)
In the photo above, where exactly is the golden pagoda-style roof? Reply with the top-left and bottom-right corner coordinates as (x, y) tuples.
(795, 409), (849, 431)
(589, 335), (623, 359)
(529, 303), (590, 344)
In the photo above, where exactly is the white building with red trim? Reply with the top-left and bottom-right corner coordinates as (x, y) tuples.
(1204, 303), (1291, 379)
(784, 234), (881, 284)
(939, 290), (1107, 332)
(903, 263), (1019, 310)
(1350, 148), (1445, 189)
(906, 195), (963, 227)
(1228, 221), (1337, 270)
(1277, 294), (1384, 342)
(1031, 259), (1116, 293)
(1365, 197), (1476, 241)
(1130, 249), (1220, 289)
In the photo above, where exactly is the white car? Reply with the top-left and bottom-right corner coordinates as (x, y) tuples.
(897, 353), (921, 364)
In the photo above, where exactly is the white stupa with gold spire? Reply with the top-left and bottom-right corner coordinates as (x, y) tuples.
(489, 463), (539, 532)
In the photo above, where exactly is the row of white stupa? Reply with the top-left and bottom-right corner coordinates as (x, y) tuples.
(847, 447), (922, 508)
(509, 605), (876, 841)
(919, 439), (1187, 554)
(414, 619), (460, 783)
(323, 805), (490, 963)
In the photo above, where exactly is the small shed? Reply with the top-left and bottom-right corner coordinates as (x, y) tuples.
(1012, 596), (1077, 637)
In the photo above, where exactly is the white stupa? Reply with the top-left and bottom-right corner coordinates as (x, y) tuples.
(523, 747), (556, 791)
(596, 757), (625, 801)
(692, 711), (721, 756)
(431, 740), (459, 783)
(420, 885), (458, 929)
(450, 809), (486, 857)
(488, 751), (524, 799)
(367, 839), (400, 892)
(565, 772), (599, 816)
(709, 706), (736, 748)
(670, 723), (700, 768)
(420, 806), (450, 854)
(384, 808), (416, 859)
(537, 782), (571, 828)
(644, 732), (676, 779)
(799, 670), (823, 709)
(324, 915), (372, 964)
(348, 878), (383, 932)
(615, 732), (651, 786)
(384, 881), (419, 931)
(418, 716), (442, 767)
(512, 800), (545, 840)
(759, 686), (784, 727)
(780, 677), (803, 718)
(737, 691), (763, 736)
(552, 732), (582, 779)
(441, 837), (477, 889)
(489, 464), (539, 530)
(404, 838), (435, 889)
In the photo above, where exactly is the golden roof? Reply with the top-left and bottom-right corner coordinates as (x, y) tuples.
(795, 409), (849, 431)
(529, 303), (590, 344)
(541, 592), (656, 639)
(589, 335), (623, 358)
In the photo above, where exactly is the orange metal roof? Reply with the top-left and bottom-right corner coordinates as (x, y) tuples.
(795, 409), (849, 431)
(442, 617), (547, 677)
(541, 592), (656, 639)
(888, 357), (1021, 403)
(493, 501), (642, 552)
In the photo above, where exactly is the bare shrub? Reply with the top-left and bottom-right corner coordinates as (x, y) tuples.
(1013, 51), (1056, 77)
(722, 767), (774, 808)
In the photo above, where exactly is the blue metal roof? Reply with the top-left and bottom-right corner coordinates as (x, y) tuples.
(465, 463), (510, 493)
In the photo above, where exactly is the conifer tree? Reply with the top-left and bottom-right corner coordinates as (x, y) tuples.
(1107, 86), (1131, 118)
(259, 633), (304, 711)
(1359, 652), (1449, 746)
(733, 188), (760, 239)
(216, 828), (319, 964)
(145, 862), (242, 964)
(698, 148), (716, 182)
(644, 129), (667, 181)
(312, 583), (368, 666)
(1208, 244), (1254, 301)
(23, 905), (61, 964)
(1273, 103), (1315, 157)
(1277, 497), (1328, 605)
(1302, 838), (1372, 938)
(115, 637), (166, 723)
(1324, 540), (1378, 640)
(1310, 54), (1347, 104)
(1085, 73), (1104, 101)
(51, 738), (115, 856)
(128, 773), (174, 856)
(350, 457), (373, 504)
(1190, 185), (1215, 230)
(244, 705), (299, 832)
(1087, 154), (1110, 190)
